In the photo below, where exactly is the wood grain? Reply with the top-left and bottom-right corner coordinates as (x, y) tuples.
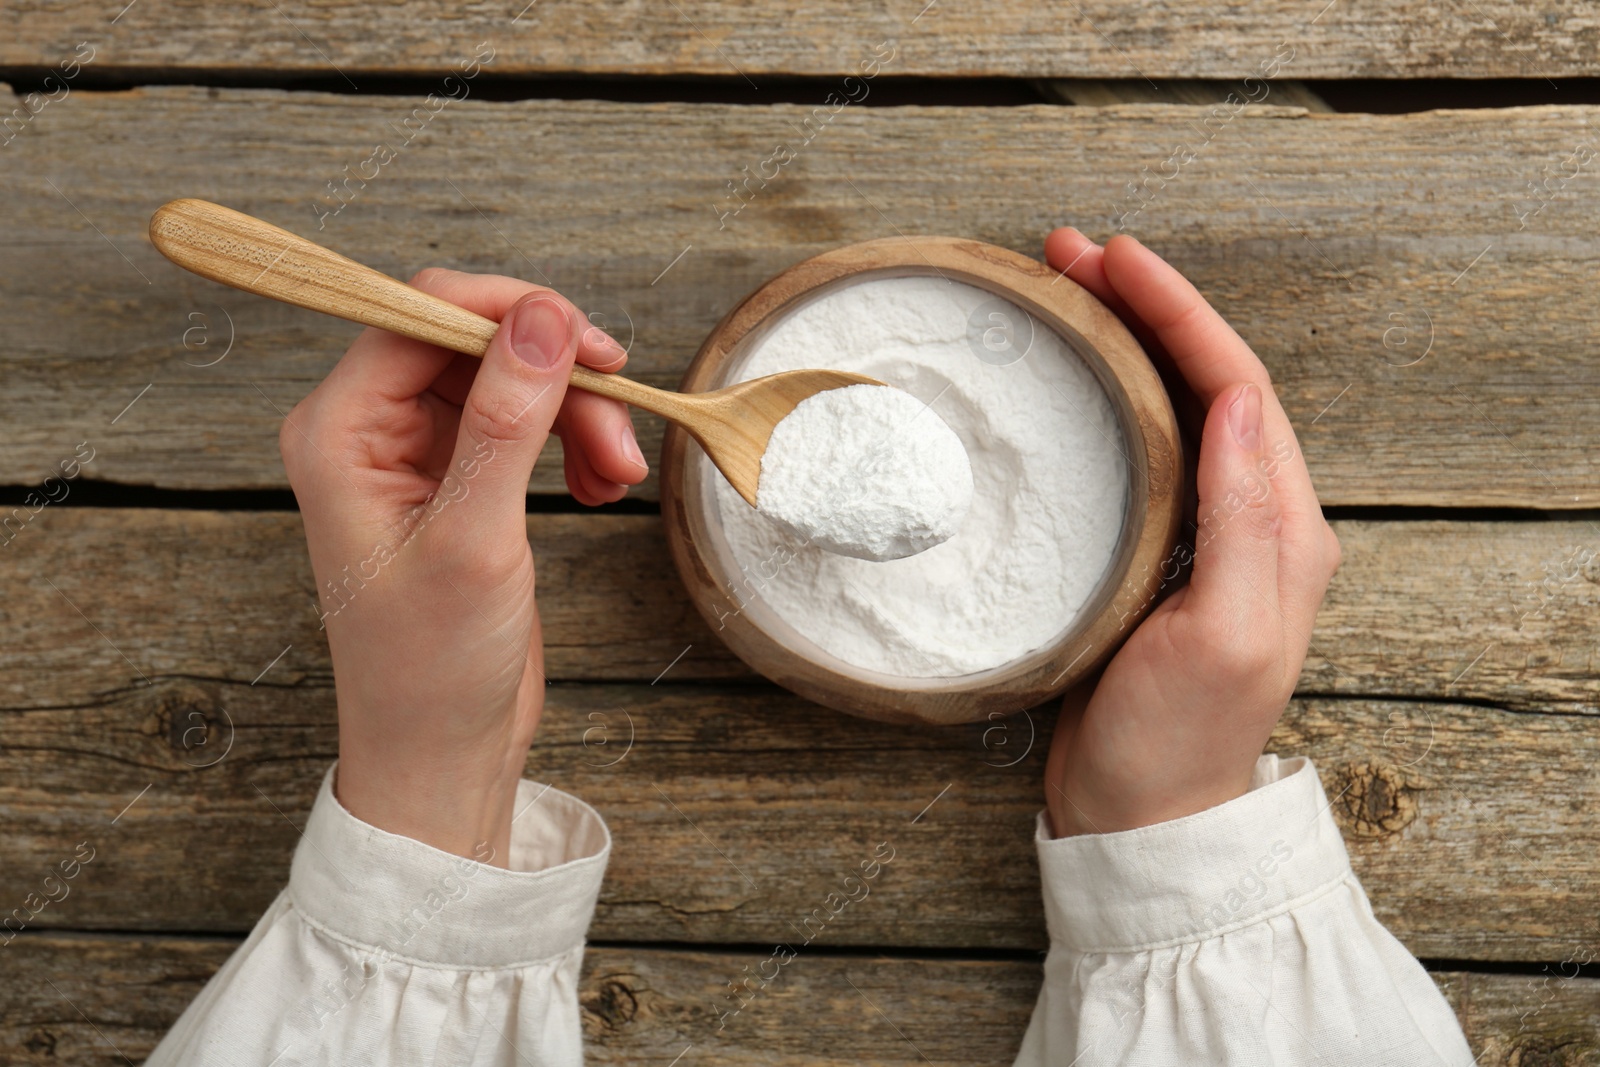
(4, 510), (1595, 713)
(0, 510), (736, 702)
(1298, 519), (1600, 716)
(2, 90), (1599, 505)
(2, 1), (1596, 78)
(3, 641), (1599, 960)
(2, 935), (1594, 1065)
(148, 197), (506, 360)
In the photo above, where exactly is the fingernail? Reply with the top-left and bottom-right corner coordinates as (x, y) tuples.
(509, 297), (572, 369)
(620, 423), (648, 471)
(1228, 383), (1262, 451)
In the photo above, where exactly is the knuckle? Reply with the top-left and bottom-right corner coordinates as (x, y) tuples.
(1324, 524), (1343, 576)
(1213, 632), (1281, 684)
(484, 541), (535, 589)
(482, 272), (550, 298)
(277, 402), (314, 474)
(1237, 497), (1284, 541)
(276, 415), (298, 464)
(277, 399), (346, 492)
(417, 522), (530, 589)
(464, 390), (537, 447)
(411, 519), (460, 575)
(1176, 609), (1274, 681)
(1208, 471), (1282, 531)
(408, 266), (454, 293)
(1162, 297), (1212, 337)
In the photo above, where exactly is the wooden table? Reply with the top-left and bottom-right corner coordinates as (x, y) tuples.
(3, 3), (1598, 1061)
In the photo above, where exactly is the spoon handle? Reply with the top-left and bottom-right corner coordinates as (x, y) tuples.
(148, 198), (696, 422)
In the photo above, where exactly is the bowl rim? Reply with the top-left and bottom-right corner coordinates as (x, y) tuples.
(660, 236), (1184, 726)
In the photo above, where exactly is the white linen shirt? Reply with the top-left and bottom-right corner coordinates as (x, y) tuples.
(1016, 755), (1473, 1065)
(148, 756), (1474, 1066)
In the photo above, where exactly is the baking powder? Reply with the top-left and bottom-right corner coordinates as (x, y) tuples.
(757, 384), (974, 562)
(710, 275), (1128, 677)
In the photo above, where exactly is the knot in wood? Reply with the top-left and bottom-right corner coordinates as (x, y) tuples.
(1507, 1031), (1597, 1065)
(582, 976), (640, 1032)
(24, 1027), (56, 1056)
(1333, 761), (1419, 838)
(139, 682), (232, 767)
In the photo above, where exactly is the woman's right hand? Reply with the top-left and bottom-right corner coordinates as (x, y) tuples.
(1040, 231), (1343, 839)
(280, 270), (647, 863)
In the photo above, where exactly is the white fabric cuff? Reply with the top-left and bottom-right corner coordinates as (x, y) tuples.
(288, 764), (610, 969)
(1035, 755), (1352, 954)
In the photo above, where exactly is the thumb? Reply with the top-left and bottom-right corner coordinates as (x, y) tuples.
(1184, 382), (1282, 630)
(443, 293), (579, 533)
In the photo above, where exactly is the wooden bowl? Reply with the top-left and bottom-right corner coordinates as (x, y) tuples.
(660, 237), (1183, 725)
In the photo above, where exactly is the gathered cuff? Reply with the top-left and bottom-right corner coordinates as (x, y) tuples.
(1035, 755), (1353, 954)
(288, 763), (610, 969)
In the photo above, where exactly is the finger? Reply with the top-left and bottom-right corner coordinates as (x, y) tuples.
(319, 329), (459, 423)
(1187, 399), (1333, 676)
(439, 349), (644, 493)
(1183, 382), (1286, 644)
(1045, 228), (1207, 445)
(431, 348), (639, 430)
(563, 448), (601, 507)
(408, 268), (627, 371)
(554, 390), (650, 488)
(414, 389), (464, 479)
(1052, 231), (1329, 625)
(1044, 228), (1131, 319)
(1100, 235), (1272, 408)
(425, 352), (484, 408)
(439, 293), (579, 532)
(1097, 235), (1329, 546)
(577, 321), (629, 372)
(1046, 227), (1181, 367)
(411, 276), (636, 499)
(561, 438), (628, 504)
(323, 269), (626, 412)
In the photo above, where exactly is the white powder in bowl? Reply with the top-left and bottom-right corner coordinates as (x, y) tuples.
(708, 275), (1129, 678)
(757, 384), (975, 562)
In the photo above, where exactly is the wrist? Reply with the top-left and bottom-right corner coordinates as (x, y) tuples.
(334, 747), (524, 865)
(1046, 768), (1255, 839)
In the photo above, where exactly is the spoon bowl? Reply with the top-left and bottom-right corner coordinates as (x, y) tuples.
(652, 369), (884, 506)
(147, 198), (883, 506)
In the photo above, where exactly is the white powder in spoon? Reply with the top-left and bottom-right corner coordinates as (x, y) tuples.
(708, 275), (1129, 678)
(757, 384), (974, 562)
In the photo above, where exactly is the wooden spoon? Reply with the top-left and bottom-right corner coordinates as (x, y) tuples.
(147, 198), (881, 506)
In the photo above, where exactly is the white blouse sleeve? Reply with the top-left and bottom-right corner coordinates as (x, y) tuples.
(146, 764), (610, 1067)
(1015, 755), (1475, 1066)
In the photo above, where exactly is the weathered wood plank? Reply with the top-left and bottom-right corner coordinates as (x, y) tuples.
(1299, 519), (1600, 716)
(4, 678), (1049, 950)
(3, 89), (1600, 506)
(1280, 700), (1600, 963)
(4, 2), (1597, 79)
(2, 936), (1594, 1065)
(0, 510), (739, 699)
(4, 510), (1595, 711)
(3, 647), (1598, 960)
